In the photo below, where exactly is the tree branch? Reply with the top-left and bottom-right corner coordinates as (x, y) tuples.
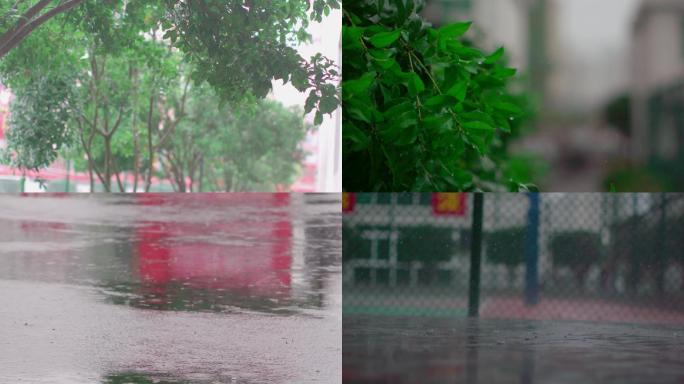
(0, 0), (85, 58)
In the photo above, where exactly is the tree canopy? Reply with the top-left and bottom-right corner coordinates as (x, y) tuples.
(0, 0), (336, 191)
(1, 0), (340, 109)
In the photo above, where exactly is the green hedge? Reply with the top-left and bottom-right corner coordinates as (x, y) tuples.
(485, 227), (526, 267)
(398, 226), (455, 263)
(550, 230), (602, 268)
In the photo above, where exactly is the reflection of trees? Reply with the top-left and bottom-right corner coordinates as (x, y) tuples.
(103, 372), (187, 384)
(100, 194), (322, 315)
(303, 213), (341, 308)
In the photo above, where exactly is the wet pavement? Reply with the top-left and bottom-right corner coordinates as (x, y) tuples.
(343, 315), (684, 384)
(0, 194), (341, 384)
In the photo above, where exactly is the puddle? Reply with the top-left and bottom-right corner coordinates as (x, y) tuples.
(343, 315), (684, 384)
(0, 193), (341, 383)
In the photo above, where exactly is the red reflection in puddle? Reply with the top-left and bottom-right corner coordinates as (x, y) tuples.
(134, 194), (293, 301)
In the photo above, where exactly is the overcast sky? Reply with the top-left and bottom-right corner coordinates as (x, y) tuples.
(558, 0), (641, 57)
(270, 9), (341, 110)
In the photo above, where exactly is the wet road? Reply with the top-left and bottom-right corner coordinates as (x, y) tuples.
(343, 315), (684, 384)
(0, 194), (341, 384)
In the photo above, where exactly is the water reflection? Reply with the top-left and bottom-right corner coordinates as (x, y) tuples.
(0, 194), (341, 383)
(343, 316), (684, 384)
(104, 372), (188, 384)
(0, 193), (340, 315)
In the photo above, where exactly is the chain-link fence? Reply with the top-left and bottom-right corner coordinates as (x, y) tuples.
(343, 193), (684, 324)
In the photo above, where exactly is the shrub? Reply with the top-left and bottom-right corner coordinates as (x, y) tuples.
(550, 230), (602, 288)
(342, 0), (534, 191)
(398, 225), (455, 263)
(486, 227), (526, 267)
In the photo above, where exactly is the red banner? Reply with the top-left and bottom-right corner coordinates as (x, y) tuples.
(432, 193), (466, 216)
(342, 192), (355, 213)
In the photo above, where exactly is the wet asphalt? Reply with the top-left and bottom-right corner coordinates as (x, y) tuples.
(0, 194), (341, 384)
(343, 315), (684, 384)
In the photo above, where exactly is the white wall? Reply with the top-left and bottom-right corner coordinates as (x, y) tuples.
(270, 9), (342, 192)
(631, 0), (684, 161)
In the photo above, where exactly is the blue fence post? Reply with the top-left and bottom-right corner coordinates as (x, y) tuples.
(525, 193), (540, 306)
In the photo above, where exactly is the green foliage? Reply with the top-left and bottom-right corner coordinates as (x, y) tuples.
(485, 227), (526, 267)
(549, 231), (602, 268)
(398, 225), (454, 263)
(342, 222), (363, 262)
(2, 74), (76, 169)
(342, 0), (533, 191)
(0, 0), (330, 191)
(0, 0), (341, 119)
(602, 161), (671, 192)
(164, 88), (312, 191)
(604, 93), (631, 137)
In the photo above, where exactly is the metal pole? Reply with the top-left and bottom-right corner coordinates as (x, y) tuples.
(655, 193), (667, 294)
(525, 193), (540, 305)
(468, 193), (484, 317)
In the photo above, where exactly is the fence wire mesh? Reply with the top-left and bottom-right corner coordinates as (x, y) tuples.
(343, 193), (684, 324)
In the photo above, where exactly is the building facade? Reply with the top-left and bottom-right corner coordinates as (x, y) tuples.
(631, 0), (684, 164)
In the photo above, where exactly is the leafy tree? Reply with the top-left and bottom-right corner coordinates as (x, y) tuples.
(2, 73), (75, 170)
(343, 0), (533, 191)
(0, 0), (338, 191)
(0, 0), (340, 116)
(550, 230), (602, 290)
(486, 227), (526, 287)
(162, 90), (311, 192)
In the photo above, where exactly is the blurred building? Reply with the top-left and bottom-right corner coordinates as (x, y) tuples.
(631, 0), (684, 164)
(422, 0), (560, 108)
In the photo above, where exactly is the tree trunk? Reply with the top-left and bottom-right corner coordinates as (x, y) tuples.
(145, 94), (155, 192)
(103, 135), (112, 192)
(198, 156), (204, 192)
(88, 160), (94, 192)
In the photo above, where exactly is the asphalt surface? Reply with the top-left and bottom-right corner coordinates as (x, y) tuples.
(0, 194), (341, 384)
(343, 315), (684, 384)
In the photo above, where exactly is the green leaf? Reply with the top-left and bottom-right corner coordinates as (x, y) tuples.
(492, 101), (523, 116)
(343, 72), (375, 101)
(406, 72), (425, 97)
(304, 91), (318, 114)
(319, 96), (339, 114)
(491, 67), (517, 79)
(314, 111), (324, 125)
(485, 47), (505, 64)
(446, 81), (468, 101)
(423, 94), (457, 109)
(380, 111), (419, 146)
(383, 100), (414, 119)
(367, 30), (401, 48)
(344, 123), (370, 151)
(368, 49), (397, 69)
(342, 26), (365, 51)
(422, 115), (453, 134)
(347, 107), (371, 123)
(462, 121), (494, 131)
(438, 22), (472, 39)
